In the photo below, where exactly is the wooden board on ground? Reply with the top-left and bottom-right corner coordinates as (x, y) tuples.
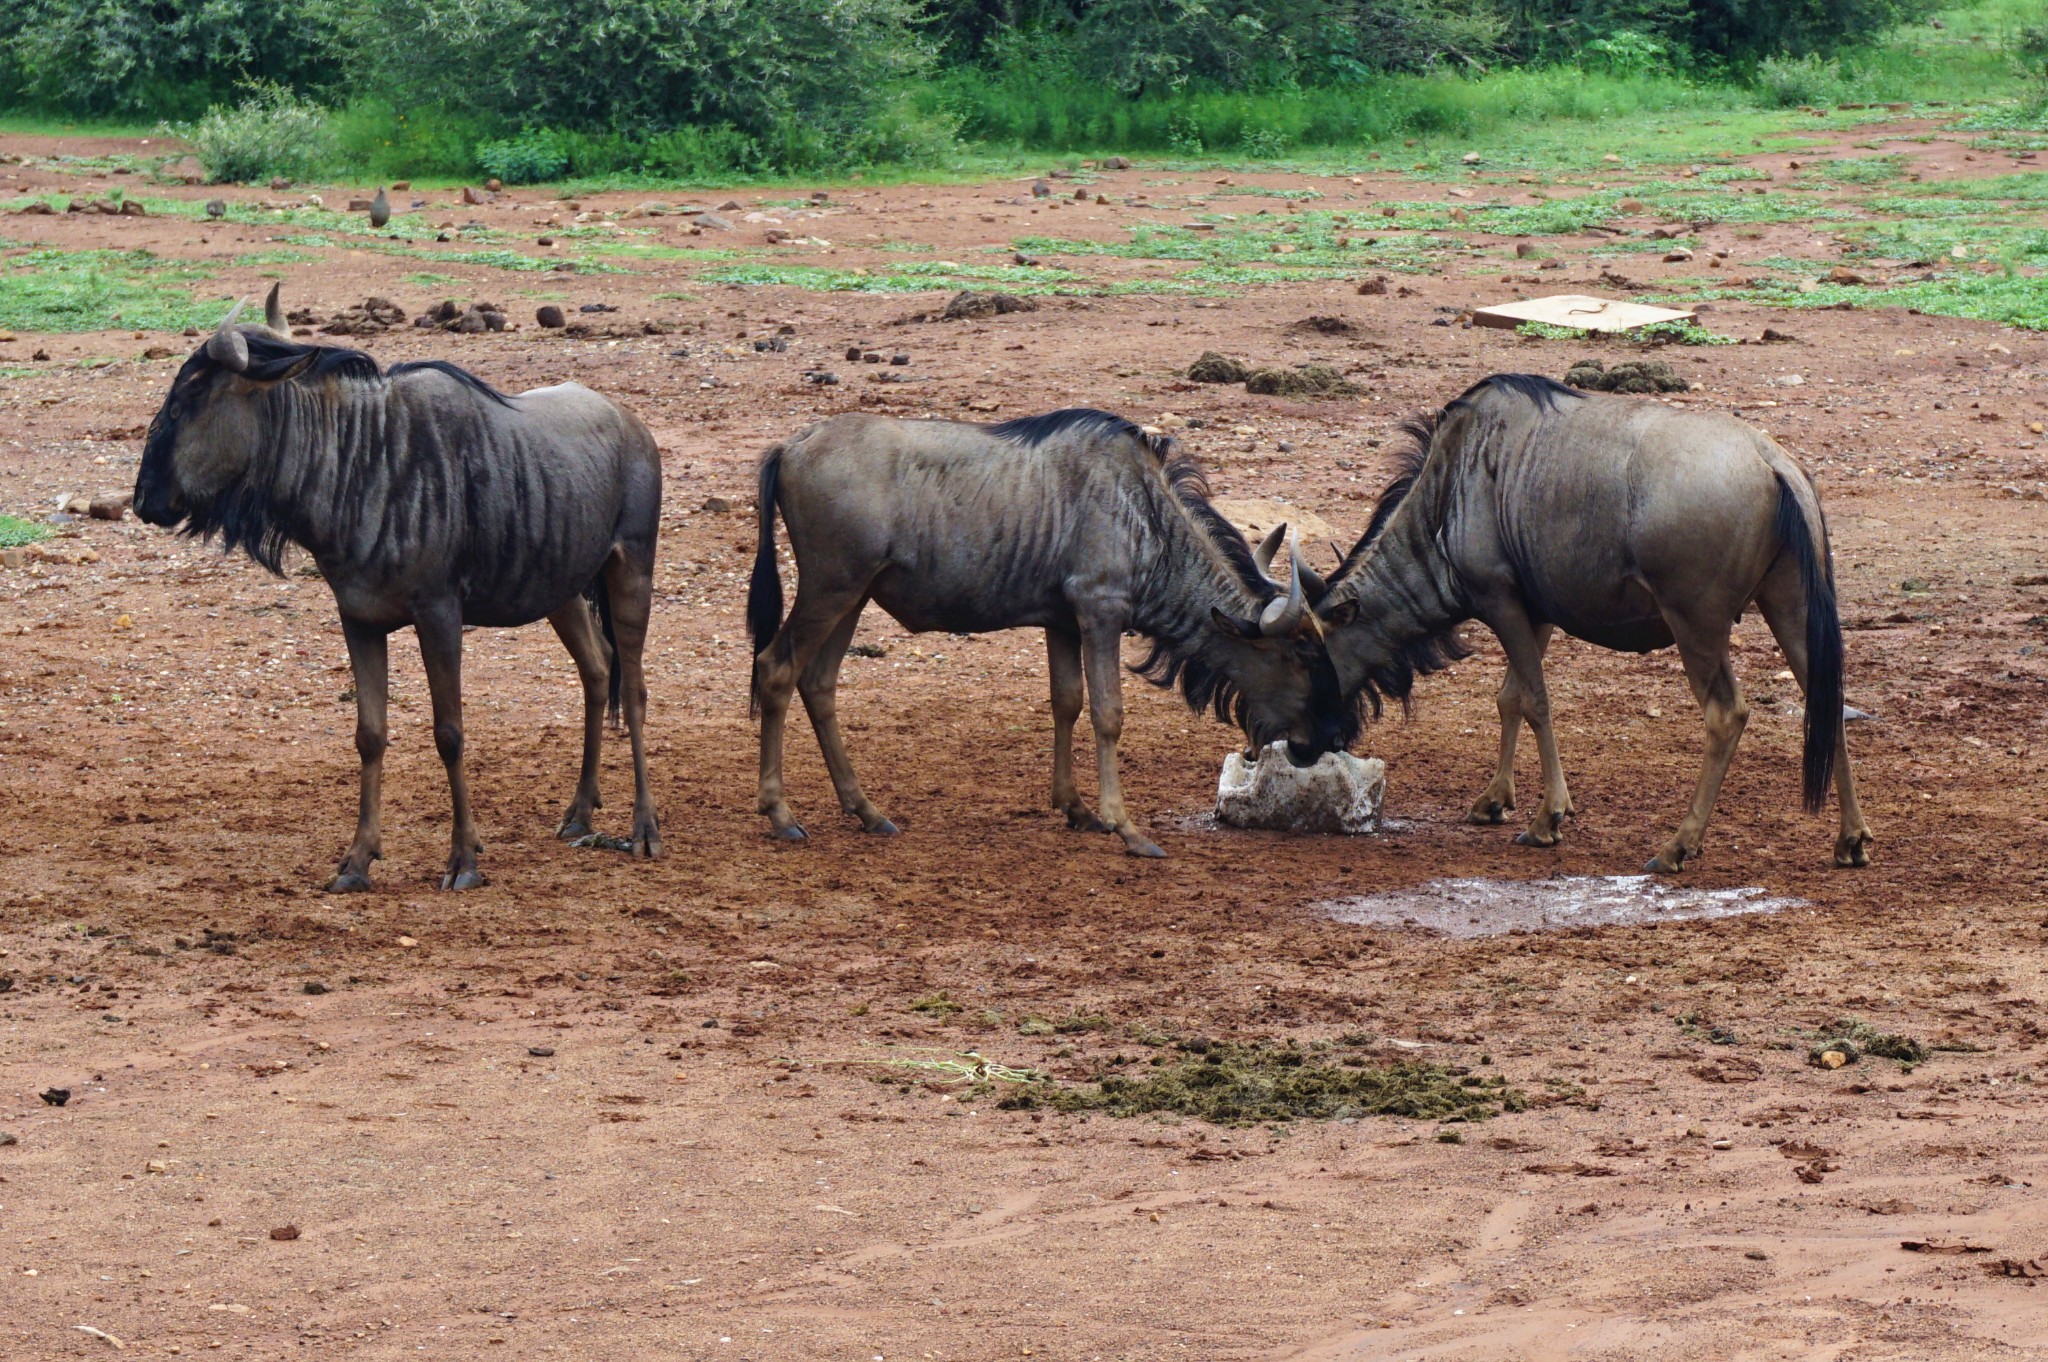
(1472, 294), (1695, 333)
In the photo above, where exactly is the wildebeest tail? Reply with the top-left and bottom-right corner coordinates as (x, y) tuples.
(747, 445), (787, 715)
(1774, 472), (1841, 813)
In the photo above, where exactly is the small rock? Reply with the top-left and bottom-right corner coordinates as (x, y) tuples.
(528, 1046), (556, 1058)
(1663, 248), (1693, 263)
(1356, 276), (1389, 296)
(844, 345), (863, 361)
(269, 1225), (300, 1241)
(485, 178), (503, 192)
(1461, 151), (1482, 164)
(1101, 156), (1133, 170)
(269, 177), (290, 191)
(88, 492), (131, 521)
(145, 1159), (167, 1174)
(1031, 180), (1052, 198)
(396, 935), (419, 948)
(890, 353), (910, 366)
(692, 213), (734, 231)
(701, 496), (734, 514)
(940, 291), (1036, 321)
(119, 199), (146, 217)
(1827, 267), (1868, 285)
(461, 186), (486, 205)
(535, 305), (566, 329)
(806, 371), (840, 385)
(0, 1132), (16, 1147)
(537, 235), (554, 246)
(302, 981), (329, 996)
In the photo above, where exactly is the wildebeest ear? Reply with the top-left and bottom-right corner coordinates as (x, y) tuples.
(1319, 599), (1358, 628)
(1209, 607), (1263, 641)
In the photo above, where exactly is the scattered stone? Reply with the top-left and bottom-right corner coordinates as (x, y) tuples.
(1663, 248), (1693, 262)
(1761, 328), (1799, 343)
(88, 493), (131, 521)
(1289, 314), (1355, 335)
(119, 199), (145, 217)
(1031, 180), (1052, 198)
(701, 496), (734, 514)
(890, 352), (910, 366)
(1827, 266), (1869, 285)
(1356, 276), (1389, 296)
(528, 1046), (556, 1058)
(806, 371), (840, 385)
(1187, 351), (1250, 384)
(940, 291), (1036, 321)
(0, 1132), (15, 1147)
(1245, 365), (1360, 398)
(1564, 359), (1688, 394)
(302, 981), (330, 995)
(269, 177), (291, 191)
(461, 186), (486, 205)
(1101, 156), (1132, 170)
(692, 212), (734, 231)
(40, 1088), (70, 1106)
(535, 305), (566, 329)
(269, 1225), (300, 1241)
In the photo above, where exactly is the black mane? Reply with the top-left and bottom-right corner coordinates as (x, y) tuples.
(988, 406), (1143, 447)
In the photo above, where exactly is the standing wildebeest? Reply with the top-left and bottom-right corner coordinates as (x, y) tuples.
(1309, 373), (1872, 872)
(747, 408), (1352, 856)
(134, 288), (663, 891)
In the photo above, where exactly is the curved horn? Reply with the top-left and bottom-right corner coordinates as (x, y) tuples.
(262, 282), (286, 335)
(1252, 522), (1288, 584)
(206, 300), (250, 372)
(1258, 539), (1308, 637)
(1297, 553), (1329, 604)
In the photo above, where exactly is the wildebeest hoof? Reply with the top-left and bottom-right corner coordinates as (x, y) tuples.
(1467, 801), (1507, 826)
(1065, 809), (1111, 833)
(861, 818), (900, 836)
(557, 819), (594, 841)
(633, 829), (663, 859)
(440, 868), (485, 891)
(326, 871), (374, 894)
(1122, 835), (1167, 859)
(1645, 850), (1688, 874)
(770, 824), (808, 843)
(1834, 832), (1872, 868)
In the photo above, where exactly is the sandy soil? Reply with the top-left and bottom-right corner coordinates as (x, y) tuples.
(2, 123), (2046, 1360)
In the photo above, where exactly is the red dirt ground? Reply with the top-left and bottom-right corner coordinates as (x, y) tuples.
(2, 125), (2046, 1360)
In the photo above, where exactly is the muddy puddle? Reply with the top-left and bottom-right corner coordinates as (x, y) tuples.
(1317, 875), (1806, 938)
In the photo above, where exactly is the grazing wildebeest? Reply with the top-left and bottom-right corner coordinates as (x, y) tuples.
(1310, 373), (1871, 872)
(747, 408), (1351, 856)
(133, 287), (663, 891)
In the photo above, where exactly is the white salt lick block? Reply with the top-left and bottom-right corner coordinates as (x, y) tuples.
(1216, 742), (1386, 835)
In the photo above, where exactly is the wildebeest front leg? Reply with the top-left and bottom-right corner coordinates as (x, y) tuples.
(546, 600), (610, 841)
(415, 602), (484, 890)
(1647, 615), (1748, 874)
(1047, 628), (1108, 832)
(603, 550), (662, 859)
(328, 619), (389, 893)
(1080, 622), (1164, 858)
(1483, 609), (1573, 848)
(1469, 623), (1559, 826)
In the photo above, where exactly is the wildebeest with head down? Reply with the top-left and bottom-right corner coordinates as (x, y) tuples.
(1309, 373), (1871, 872)
(134, 287), (663, 891)
(748, 408), (1351, 856)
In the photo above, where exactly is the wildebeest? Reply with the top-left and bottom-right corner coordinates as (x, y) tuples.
(1311, 373), (1871, 872)
(747, 408), (1351, 856)
(134, 287), (663, 891)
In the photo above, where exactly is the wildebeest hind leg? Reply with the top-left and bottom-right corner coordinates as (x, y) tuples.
(1758, 567), (1873, 868)
(1646, 614), (1747, 874)
(1081, 621), (1164, 858)
(799, 605), (895, 834)
(1047, 628), (1108, 832)
(416, 601), (485, 890)
(756, 581), (871, 841)
(603, 550), (662, 859)
(547, 600), (611, 841)
(328, 619), (390, 893)
(1469, 623), (1557, 825)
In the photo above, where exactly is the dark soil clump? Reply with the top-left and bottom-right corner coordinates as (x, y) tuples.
(942, 291), (1037, 321)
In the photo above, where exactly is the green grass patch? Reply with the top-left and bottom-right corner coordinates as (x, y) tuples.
(999, 1040), (1522, 1126)
(1667, 269), (2048, 332)
(403, 272), (471, 289)
(0, 513), (51, 548)
(573, 242), (739, 262)
(0, 248), (223, 333)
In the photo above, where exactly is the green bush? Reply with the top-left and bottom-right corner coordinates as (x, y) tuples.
(1752, 52), (1847, 105)
(476, 129), (570, 185)
(173, 83), (336, 184)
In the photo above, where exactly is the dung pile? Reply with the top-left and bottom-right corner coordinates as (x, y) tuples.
(1564, 358), (1688, 393)
(416, 299), (509, 333)
(1002, 1039), (1521, 1126)
(941, 291), (1037, 321)
(1187, 351), (1249, 383)
(1245, 364), (1361, 398)
(318, 298), (406, 336)
(1807, 1017), (1927, 1069)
